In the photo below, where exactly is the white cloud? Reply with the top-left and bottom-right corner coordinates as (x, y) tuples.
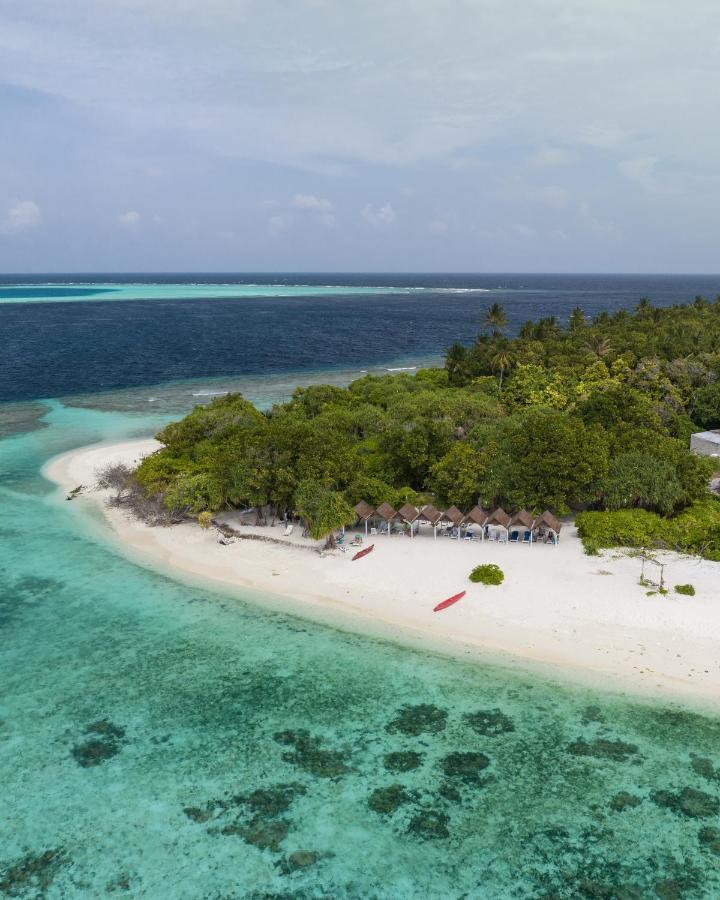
(265, 193), (335, 230)
(291, 193), (332, 212)
(534, 185), (570, 209)
(532, 147), (574, 167)
(579, 202), (622, 240)
(0, 200), (42, 235)
(118, 210), (141, 227)
(512, 223), (534, 238)
(618, 156), (661, 190)
(362, 202), (396, 227)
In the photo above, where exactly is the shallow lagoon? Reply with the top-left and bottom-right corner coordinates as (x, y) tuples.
(2, 394), (720, 898)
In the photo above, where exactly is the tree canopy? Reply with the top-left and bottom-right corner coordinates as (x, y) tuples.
(133, 298), (720, 537)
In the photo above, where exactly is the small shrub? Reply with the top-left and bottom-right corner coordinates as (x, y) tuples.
(675, 583), (696, 596)
(469, 564), (504, 585)
(198, 511), (213, 530)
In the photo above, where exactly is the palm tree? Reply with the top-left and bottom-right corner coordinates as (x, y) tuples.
(483, 302), (508, 336)
(445, 343), (468, 385)
(586, 334), (613, 358)
(489, 347), (515, 389)
(568, 307), (586, 332)
(636, 297), (653, 316)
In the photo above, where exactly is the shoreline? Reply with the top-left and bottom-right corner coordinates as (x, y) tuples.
(44, 438), (720, 712)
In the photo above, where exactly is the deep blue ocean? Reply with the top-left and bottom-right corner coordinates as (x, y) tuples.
(2, 272), (719, 402)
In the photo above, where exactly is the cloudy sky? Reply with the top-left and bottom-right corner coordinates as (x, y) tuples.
(1, 1), (719, 273)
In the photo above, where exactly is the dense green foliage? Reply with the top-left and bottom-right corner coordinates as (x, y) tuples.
(469, 564), (505, 585)
(575, 501), (720, 560)
(675, 584), (696, 596)
(134, 298), (720, 542)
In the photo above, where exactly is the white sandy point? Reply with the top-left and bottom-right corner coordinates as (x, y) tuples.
(44, 439), (720, 710)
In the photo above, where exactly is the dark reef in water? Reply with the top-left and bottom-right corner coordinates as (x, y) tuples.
(368, 784), (414, 815)
(0, 848), (67, 897)
(566, 738), (639, 762)
(651, 786), (720, 818)
(441, 752), (490, 784)
(383, 751), (423, 772)
(71, 719), (126, 767)
(609, 792), (642, 812)
(385, 704), (448, 736)
(273, 730), (349, 778)
(407, 809), (450, 840)
(690, 755), (720, 783)
(463, 708), (514, 736)
(698, 826), (720, 856)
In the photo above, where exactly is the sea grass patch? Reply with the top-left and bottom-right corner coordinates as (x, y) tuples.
(386, 704), (448, 736)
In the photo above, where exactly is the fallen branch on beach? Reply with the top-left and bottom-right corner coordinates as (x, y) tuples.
(211, 520), (322, 553)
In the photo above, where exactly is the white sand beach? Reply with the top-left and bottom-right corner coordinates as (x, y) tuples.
(46, 438), (720, 707)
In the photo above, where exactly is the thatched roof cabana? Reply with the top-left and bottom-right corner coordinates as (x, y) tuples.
(463, 506), (490, 526)
(486, 507), (511, 528)
(535, 510), (562, 534)
(441, 505), (465, 526)
(353, 500), (375, 521)
(397, 502), (421, 524)
(420, 504), (443, 525)
(509, 509), (534, 530)
(375, 501), (399, 522)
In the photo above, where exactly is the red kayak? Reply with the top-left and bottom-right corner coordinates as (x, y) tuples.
(433, 590), (466, 612)
(352, 543), (375, 562)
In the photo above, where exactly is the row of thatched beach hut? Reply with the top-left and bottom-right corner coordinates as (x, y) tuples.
(352, 501), (562, 544)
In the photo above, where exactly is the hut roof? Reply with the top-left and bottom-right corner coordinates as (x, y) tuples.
(463, 506), (489, 526)
(397, 502), (420, 523)
(353, 500), (375, 520)
(486, 507), (511, 528)
(535, 510), (562, 533)
(420, 503), (443, 525)
(375, 501), (399, 521)
(509, 509), (534, 529)
(442, 505), (465, 525)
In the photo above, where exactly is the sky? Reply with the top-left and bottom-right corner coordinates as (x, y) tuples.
(1, 0), (719, 273)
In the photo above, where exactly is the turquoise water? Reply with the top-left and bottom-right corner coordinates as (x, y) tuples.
(0, 282), (451, 304)
(2, 387), (720, 898)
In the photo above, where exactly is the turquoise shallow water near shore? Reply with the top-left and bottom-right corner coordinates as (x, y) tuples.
(2, 387), (720, 898)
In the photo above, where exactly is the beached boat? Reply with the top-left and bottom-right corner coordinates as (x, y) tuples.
(433, 590), (466, 612)
(352, 544), (374, 561)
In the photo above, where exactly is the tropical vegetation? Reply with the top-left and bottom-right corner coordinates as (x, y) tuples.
(132, 297), (720, 552)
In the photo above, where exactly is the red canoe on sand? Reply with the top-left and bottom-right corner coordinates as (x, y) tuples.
(352, 543), (375, 561)
(433, 590), (466, 612)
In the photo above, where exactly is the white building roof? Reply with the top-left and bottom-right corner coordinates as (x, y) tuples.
(693, 430), (720, 444)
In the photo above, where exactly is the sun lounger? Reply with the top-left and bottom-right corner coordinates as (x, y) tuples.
(509, 530), (519, 543)
(283, 523), (293, 537)
(464, 529), (473, 541)
(522, 530), (531, 544)
(370, 527), (378, 536)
